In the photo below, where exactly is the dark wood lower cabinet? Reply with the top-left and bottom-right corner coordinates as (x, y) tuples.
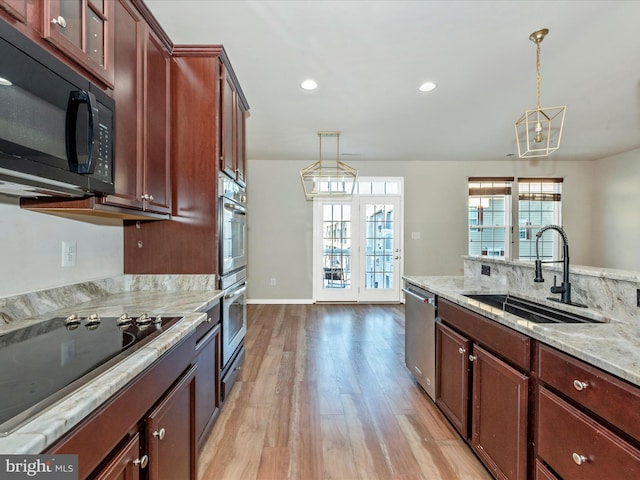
(472, 345), (528, 480)
(146, 365), (197, 480)
(93, 434), (142, 480)
(436, 321), (471, 438)
(434, 298), (640, 480)
(195, 323), (221, 450)
(436, 299), (531, 480)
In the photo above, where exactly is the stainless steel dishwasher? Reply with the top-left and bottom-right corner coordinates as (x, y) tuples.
(403, 282), (437, 400)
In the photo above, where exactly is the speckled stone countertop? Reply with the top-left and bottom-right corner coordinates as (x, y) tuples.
(403, 275), (640, 388)
(0, 275), (223, 454)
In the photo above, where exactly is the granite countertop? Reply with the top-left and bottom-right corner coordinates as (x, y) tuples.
(404, 275), (640, 387)
(0, 283), (224, 455)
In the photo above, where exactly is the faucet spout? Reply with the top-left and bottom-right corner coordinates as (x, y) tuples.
(534, 225), (586, 307)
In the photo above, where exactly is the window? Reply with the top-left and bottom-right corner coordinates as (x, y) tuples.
(468, 178), (512, 258)
(468, 177), (563, 261)
(518, 178), (562, 260)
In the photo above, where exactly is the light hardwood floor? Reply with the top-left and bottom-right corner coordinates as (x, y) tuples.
(198, 304), (492, 480)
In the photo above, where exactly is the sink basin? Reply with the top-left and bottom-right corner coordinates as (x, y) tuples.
(464, 294), (603, 324)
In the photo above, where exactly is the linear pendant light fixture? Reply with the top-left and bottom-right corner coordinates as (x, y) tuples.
(515, 28), (566, 158)
(300, 131), (358, 200)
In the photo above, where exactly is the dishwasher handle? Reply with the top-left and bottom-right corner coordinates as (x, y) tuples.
(402, 287), (436, 306)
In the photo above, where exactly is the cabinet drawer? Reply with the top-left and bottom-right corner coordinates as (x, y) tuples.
(537, 387), (640, 480)
(195, 303), (221, 342)
(538, 344), (640, 440)
(439, 299), (530, 370)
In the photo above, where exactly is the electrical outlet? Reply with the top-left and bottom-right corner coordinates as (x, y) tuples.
(270, 278), (277, 286)
(481, 264), (491, 276)
(61, 241), (77, 267)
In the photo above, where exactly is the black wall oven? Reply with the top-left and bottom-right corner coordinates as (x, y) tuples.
(0, 19), (114, 198)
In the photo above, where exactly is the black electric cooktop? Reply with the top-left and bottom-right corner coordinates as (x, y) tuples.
(0, 313), (180, 436)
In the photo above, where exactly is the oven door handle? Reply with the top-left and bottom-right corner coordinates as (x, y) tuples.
(225, 285), (247, 300)
(223, 202), (246, 215)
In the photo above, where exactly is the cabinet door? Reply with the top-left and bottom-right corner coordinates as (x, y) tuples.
(109, 0), (143, 210)
(235, 100), (246, 185)
(436, 322), (471, 438)
(142, 27), (171, 213)
(43, 0), (115, 86)
(195, 323), (221, 448)
(93, 433), (143, 480)
(472, 345), (528, 480)
(0, 0), (27, 23)
(146, 365), (197, 480)
(220, 64), (236, 179)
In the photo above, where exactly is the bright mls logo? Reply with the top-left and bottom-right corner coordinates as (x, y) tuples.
(0, 455), (77, 480)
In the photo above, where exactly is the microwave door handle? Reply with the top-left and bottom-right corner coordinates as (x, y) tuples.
(66, 90), (97, 174)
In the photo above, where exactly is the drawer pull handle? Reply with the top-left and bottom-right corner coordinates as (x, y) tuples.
(572, 453), (588, 465)
(133, 455), (148, 469)
(153, 428), (166, 440)
(469, 354), (477, 362)
(573, 380), (588, 391)
(458, 347), (466, 355)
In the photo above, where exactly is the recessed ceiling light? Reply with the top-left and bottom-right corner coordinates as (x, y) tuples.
(300, 79), (318, 90)
(0, 77), (13, 86)
(419, 81), (437, 92)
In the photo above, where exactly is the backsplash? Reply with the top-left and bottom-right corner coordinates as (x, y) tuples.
(464, 256), (640, 324)
(0, 275), (217, 325)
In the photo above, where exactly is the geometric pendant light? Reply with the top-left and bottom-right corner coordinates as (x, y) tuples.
(515, 28), (566, 158)
(300, 131), (358, 200)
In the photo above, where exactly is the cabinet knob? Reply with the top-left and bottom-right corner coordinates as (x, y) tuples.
(133, 455), (149, 469)
(572, 453), (588, 465)
(469, 354), (477, 362)
(142, 193), (154, 201)
(458, 347), (466, 355)
(573, 380), (588, 391)
(153, 427), (166, 440)
(51, 16), (67, 28)
(206, 316), (213, 323)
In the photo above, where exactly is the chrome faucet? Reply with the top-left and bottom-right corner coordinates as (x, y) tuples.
(534, 225), (587, 307)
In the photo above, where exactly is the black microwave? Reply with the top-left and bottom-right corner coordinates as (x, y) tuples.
(0, 19), (114, 198)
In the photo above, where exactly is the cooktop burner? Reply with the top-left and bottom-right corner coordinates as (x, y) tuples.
(0, 313), (181, 436)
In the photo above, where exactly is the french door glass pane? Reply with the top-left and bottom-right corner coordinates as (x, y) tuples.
(322, 204), (351, 289)
(364, 203), (394, 289)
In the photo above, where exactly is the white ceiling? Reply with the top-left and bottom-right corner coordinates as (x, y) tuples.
(145, 0), (640, 163)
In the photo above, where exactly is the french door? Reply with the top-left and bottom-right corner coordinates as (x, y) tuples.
(313, 183), (403, 303)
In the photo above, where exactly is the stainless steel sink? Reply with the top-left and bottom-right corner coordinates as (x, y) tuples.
(464, 294), (604, 324)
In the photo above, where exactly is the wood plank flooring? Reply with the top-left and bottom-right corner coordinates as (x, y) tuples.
(198, 304), (492, 480)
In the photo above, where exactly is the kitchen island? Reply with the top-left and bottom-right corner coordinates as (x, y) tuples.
(405, 269), (640, 480)
(0, 275), (222, 457)
(403, 275), (640, 387)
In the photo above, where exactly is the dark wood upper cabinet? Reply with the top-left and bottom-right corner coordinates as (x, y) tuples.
(42, 0), (115, 87)
(220, 60), (249, 186)
(0, 0), (28, 23)
(21, 0), (171, 219)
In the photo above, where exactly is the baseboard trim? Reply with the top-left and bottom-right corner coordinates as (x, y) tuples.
(247, 299), (314, 305)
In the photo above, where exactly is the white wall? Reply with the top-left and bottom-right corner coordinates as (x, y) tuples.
(0, 196), (123, 297)
(591, 148), (640, 269)
(247, 157), (596, 301)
